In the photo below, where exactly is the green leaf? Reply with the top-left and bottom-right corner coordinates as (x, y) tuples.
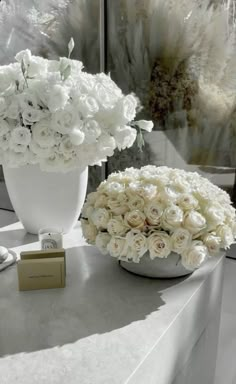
(137, 131), (145, 152)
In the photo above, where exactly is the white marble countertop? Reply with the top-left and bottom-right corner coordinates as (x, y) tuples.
(0, 212), (224, 384)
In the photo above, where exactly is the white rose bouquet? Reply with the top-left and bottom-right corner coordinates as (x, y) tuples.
(81, 166), (236, 270)
(0, 39), (153, 172)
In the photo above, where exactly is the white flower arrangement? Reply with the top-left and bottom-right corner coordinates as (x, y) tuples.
(0, 40), (153, 172)
(81, 166), (236, 271)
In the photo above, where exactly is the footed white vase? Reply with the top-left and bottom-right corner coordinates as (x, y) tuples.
(3, 165), (88, 234)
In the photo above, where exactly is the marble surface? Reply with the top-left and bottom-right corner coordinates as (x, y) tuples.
(0, 212), (224, 384)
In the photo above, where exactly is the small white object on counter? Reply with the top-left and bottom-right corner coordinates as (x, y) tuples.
(0, 246), (8, 263)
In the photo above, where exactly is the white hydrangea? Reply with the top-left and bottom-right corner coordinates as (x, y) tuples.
(81, 166), (236, 270)
(0, 48), (153, 172)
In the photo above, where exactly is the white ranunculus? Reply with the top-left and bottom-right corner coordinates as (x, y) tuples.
(0, 119), (11, 136)
(204, 204), (225, 227)
(128, 196), (145, 211)
(203, 234), (221, 254)
(59, 136), (76, 157)
(83, 120), (101, 144)
(22, 108), (44, 125)
(107, 217), (128, 236)
(126, 230), (147, 258)
(33, 120), (55, 148)
(81, 219), (97, 244)
(70, 127), (85, 146)
(9, 139), (27, 153)
(48, 85), (69, 113)
(177, 194), (199, 211)
(30, 141), (51, 158)
(183, 211), (206, 235)
(113, 126), (137, 150)
(216, 225), (234, 248)
(161, 205), (184, 231)
(11, 127), (31, 146)
(182, 241), (208, 270)
(171, 228), (192, 254)
(144, 202), (164, 225)
(0, 133), (10, 150)
(78, 95), (99, 118)
(40, 152), (62, 172)
(148, 232), (171, 259)
(135, 120), (154, 132)
(95, 233), (111, 255)
(91, 208), (110, 229)
(106, 181), (125, 195)
(52, 108), (80, 135)
(0, 97), (7, 116)
(107, 236), (125, 258)
(124, 210), (146, 229)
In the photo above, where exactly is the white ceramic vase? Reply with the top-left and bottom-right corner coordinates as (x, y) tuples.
(3, 164), (88, 234)
(120, 252), (193, 278)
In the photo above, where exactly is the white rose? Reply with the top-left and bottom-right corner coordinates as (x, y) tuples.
(95, 233), (111, 255)
(124, 210), (146, 229)
(144, 202), (164, 225)
(48, 85), (69, 113)
(83, 120), (101, 144)
(52, 108), (80, 135)
(115, 94), (137, 123)
(86, 192), (98, 205)
(183, 211), (206, 234)
(78, 95), (99, 118)
(81, 219), (97, 244)
(126, 230), (147, 258)
(161, 205), (184, 231)
(0, 97), (7, 116)
(135, 120), (154, 132)
(4, 149), (29, 167)
(177, 194), (199, 210)
(0, 119), (11, 136)
(11, 127), (31, 146)
(5, 96), (19, 119)
(33, 120), (55, 148)
(94, 83), (114, 109)
(94, 194), (107, 209)
(81, 202), (94, 219)
(60, 57), (83, 74)
(128, 196), (145, 211)
(107, 193), (129, 215)
(216, 225), (234, 248)
(22, 108), (44, 126)
(148, 232), (171, 259)
(0, 133), (10, 150)
(203, 234), (221, 254)
(15, 49), (31, 66)
(182, 241), (208, 270)
(91, 208), (111, 229)
(107, 236), (125, 258)
(113, 126), (137, 150)
(107, 217), (128, 236)
(0, 67), (17, 96)
(27, 56), (48, 77)
(204, 204), (225, 227)
(171, 228), (192, 254)
(160, 186), (180, 203)
(96, 134), (116, 157)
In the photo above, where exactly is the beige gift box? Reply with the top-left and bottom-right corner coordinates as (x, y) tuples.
(17, 249), (66, 291)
